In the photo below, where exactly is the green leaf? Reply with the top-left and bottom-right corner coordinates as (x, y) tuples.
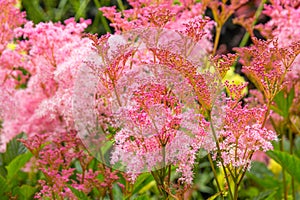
(56, 0), (69, 21)
(239, 186), (259, 199)
(246, 161), (280, 188)
(253, 190), (277, 200)
(207, 191), (223, 200)
(294, 137), (300, 158)
(267, 150), (300, 183)
(75, 0), (90, 20)
(0, 133), (28, 177)
(132, 173), (154, 195)
(5, 151), (32, 181)
(273, 88), (294, 119)
(0, 174), (8, 196)
(287, 87), (295, 110)
(112, 183), (123, 200)
(68, 186), (90, 200)
(22, 0), (49, 23)
(270, 105), (284, 117)
(2, 133), (27, 165)
(69, 0), (80, 13)
(13, 185), (36, 200)
(131, 194), (151, 200)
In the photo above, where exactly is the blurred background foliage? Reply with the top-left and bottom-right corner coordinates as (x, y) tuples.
(21, 0), (130, 35)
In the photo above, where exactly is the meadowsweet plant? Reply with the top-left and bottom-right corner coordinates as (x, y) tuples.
(0, 1), (123, 198)
(73, 25), (223, 198)
(0, 0), (26, 151)
(244, 1), (300, 199)
(74, 0), (278, 199)
(0, 0), (300, 199)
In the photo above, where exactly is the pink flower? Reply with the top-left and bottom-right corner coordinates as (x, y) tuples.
(209, 97), (277, 170)
(0, 18), (91, 151)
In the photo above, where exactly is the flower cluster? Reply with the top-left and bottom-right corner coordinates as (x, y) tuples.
(0, 18), (91, 152)
(260, 0), (300, 119)
(1, 0), (296, 199)
(0, 0), (26, 151)
(76, 27), (215, 185)
(216, 99), (277, 170)
(0, 0), (26, 54)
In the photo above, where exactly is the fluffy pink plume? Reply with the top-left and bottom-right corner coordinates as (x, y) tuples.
(0, 17), (91, 152)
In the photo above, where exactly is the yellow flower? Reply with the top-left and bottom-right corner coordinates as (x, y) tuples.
(7, 42), (16, 50)
(14, 0), (22, 9)
(268, 159), (282, 176)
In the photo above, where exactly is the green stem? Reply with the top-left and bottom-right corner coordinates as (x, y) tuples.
(280, 134), (288, 200)
(208, 154), (224, 200)
(108, 189), (114, 200)
(261, 101), (272, 128)
(231, 97), (271, 199)
(151, 171), (164, 195)
(161, 145), (168, 197)
(167, 165), (171, 187)
(209, 116), (234, 200)
(151, 169), (168, 198)
(93, 0), (112, 33)
(233, 182), (239, 200)
(289, 127), (295, 200)
(117, 0), (125, 11)
(239, 0), (267, 48)
(232, 0), (267, 68)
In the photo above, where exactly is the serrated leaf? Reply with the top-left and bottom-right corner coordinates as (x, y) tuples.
(267, 150), (300, 183)
(2, 133), (27, 165)
(68, 186), (90, 200)
(5, 151), (32, 181)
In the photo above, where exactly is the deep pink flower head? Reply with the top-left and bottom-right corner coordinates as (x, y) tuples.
(100, 0), (214, 53)
(261, 0), (300, 76)
(259, 0), (300, 114)
(206, 82), (277, 171)
(73, 26), (224, 184)
(235, 38), (300, 104)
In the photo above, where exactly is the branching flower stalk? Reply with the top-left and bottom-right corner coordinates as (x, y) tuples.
(208, 113), (234, 200)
